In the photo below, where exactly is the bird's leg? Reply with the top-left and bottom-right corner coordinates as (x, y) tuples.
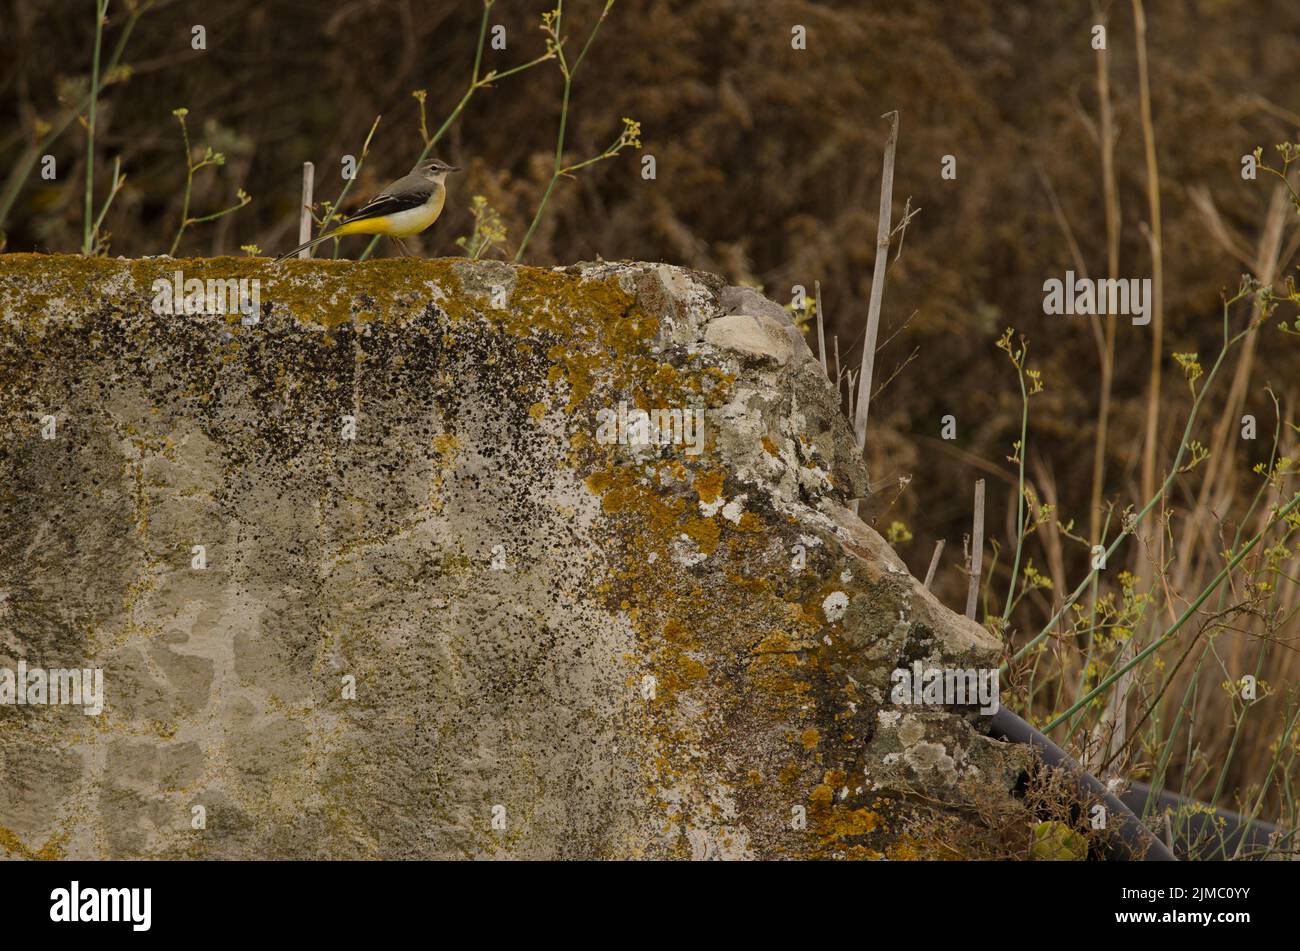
(392, 236), (412, 258)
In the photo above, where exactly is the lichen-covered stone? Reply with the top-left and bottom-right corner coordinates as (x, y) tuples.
(703, 313), (794, 366)
(0, 254), (1030, 859)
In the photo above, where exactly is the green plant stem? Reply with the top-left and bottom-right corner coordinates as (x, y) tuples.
(1138, 405), (1286, 804)
(82, 0), (109, 255)
(186, 195), (248, 226)
(1041, 488), (1300, 734)
(329, 115), (382, 258)
(513, 0), (614, 263)
(1209, 645), (1267, 809)
(1002, 368), (1029, 620)
(90, 156), (123, 240)
(1005, 293), (1253, 671)
(0, 0), (150, 231)
(168, 117), (193, 255)
(1143, 646), (1208, 816)
(1232, 695), (1300, 857)
(513, 94), (569, 261)
(1202, 471), (1292, 812)
(359, 0), (550, 262)
(1062, 510), (1113, 744)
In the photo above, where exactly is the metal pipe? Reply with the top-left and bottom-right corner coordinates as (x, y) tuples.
(1123, 780), (1289, 860)
(986, 707), (1177, 861)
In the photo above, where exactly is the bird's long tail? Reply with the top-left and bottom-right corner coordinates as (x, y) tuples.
(273, 230), (339, 263)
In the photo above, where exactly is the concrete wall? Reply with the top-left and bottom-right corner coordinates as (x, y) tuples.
(0, 255), (1028, 859)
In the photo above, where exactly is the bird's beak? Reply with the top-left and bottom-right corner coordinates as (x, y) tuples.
(447, 165), (460, 172)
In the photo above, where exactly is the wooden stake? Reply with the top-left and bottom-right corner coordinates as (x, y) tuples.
(923, 539), (945, 590)
(853, 111), (900, 459)
(832, 335), (841, 401)
(1133, 0), (1164, 516)
(815, 280), (828, 378)
(298, 162), (315, 259)
(965, 479), (985, 620)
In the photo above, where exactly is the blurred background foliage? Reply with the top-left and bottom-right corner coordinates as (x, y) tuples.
(4, 0), (1300, 834)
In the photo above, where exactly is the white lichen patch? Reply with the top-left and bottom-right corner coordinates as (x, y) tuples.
(671, 533), (708, 568)
(897, 715), (926, 747)
(699, 496), (726, 517)
(904, 741), (957, 779)
(720, 495), (746, 524)
(821, 591), (849, 623)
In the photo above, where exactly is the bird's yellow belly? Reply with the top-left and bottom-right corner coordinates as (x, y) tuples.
(335, 189), (445, 238)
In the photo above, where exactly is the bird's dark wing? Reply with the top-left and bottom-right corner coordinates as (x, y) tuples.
(343, 173), (433, 223)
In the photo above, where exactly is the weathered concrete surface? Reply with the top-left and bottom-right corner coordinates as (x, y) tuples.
(0, 254), (1031, 859)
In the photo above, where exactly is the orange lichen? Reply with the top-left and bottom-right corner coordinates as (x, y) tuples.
(662, 618), (692, 644)
(819, 808), (882, 839)
(680, 515), (720, 555)
(0, 824), (67, 861)
(694, 468), (726, 504)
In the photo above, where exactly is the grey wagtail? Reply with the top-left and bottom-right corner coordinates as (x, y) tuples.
(275, 157), (458, 262)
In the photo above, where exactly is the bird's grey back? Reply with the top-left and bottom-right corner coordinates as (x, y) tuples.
(343, 172), (437, 223)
